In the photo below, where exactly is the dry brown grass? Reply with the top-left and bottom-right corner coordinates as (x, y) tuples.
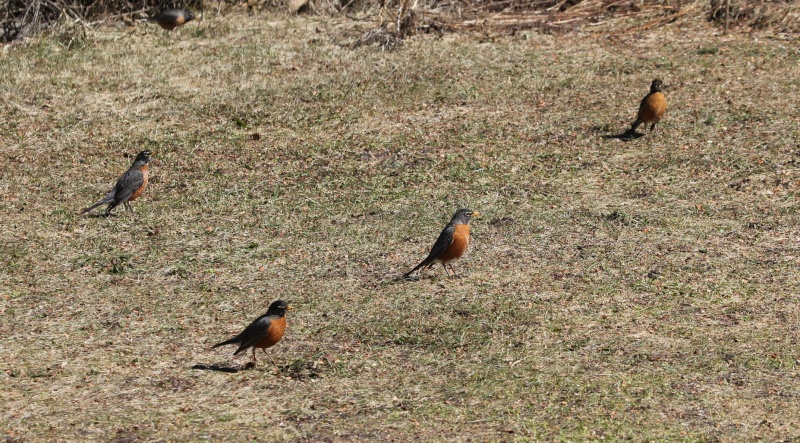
(2, 10), (800, 442)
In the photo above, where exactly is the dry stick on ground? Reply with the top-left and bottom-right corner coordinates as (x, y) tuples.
(22, 0), (40, 32)
(622, 8), (689, 32)
(725, 0), (730, 33)
(397, 0), (411, 34)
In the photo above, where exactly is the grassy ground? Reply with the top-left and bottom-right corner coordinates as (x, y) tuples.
(1, 12), (800, 442)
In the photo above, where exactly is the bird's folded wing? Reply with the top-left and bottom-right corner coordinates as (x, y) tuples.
(112, 170), (144, 203)
(237, 316), (272, 350)
(424, 224), (455, 261)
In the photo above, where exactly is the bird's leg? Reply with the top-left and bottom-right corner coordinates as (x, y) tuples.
(441, 263), (451, 278)
(252, 348), (257, 368)
(449, 263), (459, 278)
(419, 264), (429, 278)
(262, 349), (278, 372)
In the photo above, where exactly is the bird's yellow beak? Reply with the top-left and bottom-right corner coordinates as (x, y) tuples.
(472, 211), (481, 217)
(287, 305), (295, 311)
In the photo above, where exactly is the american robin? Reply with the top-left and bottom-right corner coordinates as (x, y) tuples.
(631, 79), (667, 134)
(81, 150), (152, 215)
(212, 300), (292, 367)
(147, 9), (195, 31)
(403, 209), (480, 279)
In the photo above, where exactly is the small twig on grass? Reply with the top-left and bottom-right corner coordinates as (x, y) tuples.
(509, 356), (530, 368)
(340, 0), (359, 14)
(344, 12), (380, 21)
(549, 16), (584, 25)
(725, 0), (730, 33)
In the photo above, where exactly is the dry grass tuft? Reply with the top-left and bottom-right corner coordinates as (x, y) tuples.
(707, 0), (800, 32)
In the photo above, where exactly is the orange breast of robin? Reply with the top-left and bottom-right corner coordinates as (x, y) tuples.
(437, 224), (470, 263)
(255, 316), (287, 349)
(638, 92), (666, 123)
(129, 165), (149, 201)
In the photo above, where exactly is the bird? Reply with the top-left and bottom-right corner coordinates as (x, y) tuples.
(212, 300), (292, 367)
(147, 9), (195, 31)
(81, 150), (152, 215)
(631, 79), (667, 134)
(404, 209), (480, 279)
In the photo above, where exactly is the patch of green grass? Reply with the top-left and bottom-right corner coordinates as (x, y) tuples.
(697, 46), (719, 55)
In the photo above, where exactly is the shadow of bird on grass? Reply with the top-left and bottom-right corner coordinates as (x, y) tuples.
(191, 362), (254, 373)
(602, 129), (644, 141)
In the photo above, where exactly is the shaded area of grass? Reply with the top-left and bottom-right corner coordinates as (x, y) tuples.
(2, 13), (800, 442)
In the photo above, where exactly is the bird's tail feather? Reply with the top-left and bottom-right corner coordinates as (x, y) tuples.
(211, 337), (239, 349)
(81, 196), (113, 214)
(232, 345), (250, 356)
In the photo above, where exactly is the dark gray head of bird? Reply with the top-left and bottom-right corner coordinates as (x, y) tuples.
(266, 300), (291, 317)
(183, 11), (196, 22)
(134, 150), (152, 164)
(450, 208), (480, 224)
(650, 79), (663, 93)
